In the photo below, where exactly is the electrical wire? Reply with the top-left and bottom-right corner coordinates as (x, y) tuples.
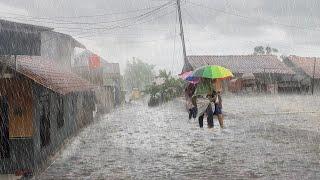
(0, 2), (175, 27)
(188, 1), (320, 32)
(40, 3), (178, 44)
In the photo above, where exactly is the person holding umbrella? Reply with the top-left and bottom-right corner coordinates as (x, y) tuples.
(192, 65), (233, 129)
(179, 71), (199, 119)
(193, 78), (215, 128)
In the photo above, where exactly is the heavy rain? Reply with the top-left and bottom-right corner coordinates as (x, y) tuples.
(0, 0), (319, 179)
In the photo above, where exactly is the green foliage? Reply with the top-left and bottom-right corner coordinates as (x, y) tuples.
(124, 58), (155, 91)
(254, 46), (279, 55)
(146, 69), (185, 106)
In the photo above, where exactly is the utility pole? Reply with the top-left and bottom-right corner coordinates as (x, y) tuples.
(176, 0), (187, 64)
(311, 57), (316, 95)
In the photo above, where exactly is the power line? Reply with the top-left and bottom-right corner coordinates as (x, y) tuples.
(188, 1), (320, 32)
(79, 34), (178, 44)
(74, 4), (181, 39)
(0, 3), (171, 20)
(40, 3), (177, 44)
(0, 2), (175, 27)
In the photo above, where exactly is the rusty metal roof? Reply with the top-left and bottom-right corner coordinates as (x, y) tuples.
(14, 56), (96, 95)
(186, 55), (295, 75)
(287, 55), (320, 79)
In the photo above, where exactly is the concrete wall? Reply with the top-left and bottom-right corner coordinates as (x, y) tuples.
(75, 91), (95, 129)
(32, 84), (78, 171)
(95, 86), (114, 113)
(0, 138), (34, 173)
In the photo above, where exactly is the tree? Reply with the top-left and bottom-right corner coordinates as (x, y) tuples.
(254, 46), (265, 55)
(124, 57), (155, 91)
(254, 46), (279, 55)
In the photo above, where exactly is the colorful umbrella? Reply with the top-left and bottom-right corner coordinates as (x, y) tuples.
(178, 71), (200, 84)
(192, 65), (233, 79)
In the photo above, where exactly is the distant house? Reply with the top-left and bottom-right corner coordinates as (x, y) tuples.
(0, 19), (51, 56)
(73, 50), (122, 112)
(41, 31), (86, 69)
(283, 55), (320, 93)
(0, 56), (95, 174)
(183, 55), (296, 93)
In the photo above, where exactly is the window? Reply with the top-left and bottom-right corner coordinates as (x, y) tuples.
(57, 96), (64, 129)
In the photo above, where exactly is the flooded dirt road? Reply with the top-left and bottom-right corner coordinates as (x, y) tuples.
(37, 95), (320, 179)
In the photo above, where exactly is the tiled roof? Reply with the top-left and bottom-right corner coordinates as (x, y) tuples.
(14, 56), (96, 95)
(287, 55), (320, 79)
(187, 55), (295, 75)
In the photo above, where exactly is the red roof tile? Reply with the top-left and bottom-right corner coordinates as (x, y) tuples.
(287, 55), (320, 79)
(187, 55), (295, 75)
(15, 56), (96, 95)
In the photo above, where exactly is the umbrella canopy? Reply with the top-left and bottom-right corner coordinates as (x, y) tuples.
(192, 65), (233, 79)
(178, 71), (192, 79)
(179, 71), (200, 84)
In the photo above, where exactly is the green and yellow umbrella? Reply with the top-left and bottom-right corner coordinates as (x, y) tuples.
(192, 65), (233, 79)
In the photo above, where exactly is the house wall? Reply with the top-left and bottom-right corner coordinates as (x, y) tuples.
(32, 84), (78, 172)
(72, 66), (118, 113)
(312, 79), (320, 93)
(75, 91), (95, 128)
(0, 75), (34, 173)
(95, 86), (114, 113)
(1, 80), (95, 174)
(41, 32), (74, 70)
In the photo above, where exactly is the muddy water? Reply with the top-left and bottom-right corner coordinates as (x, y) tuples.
(37, 95), (320, 179)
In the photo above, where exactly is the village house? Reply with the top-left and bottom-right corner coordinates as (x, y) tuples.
(283, 55), (320, 93)
(183, 55), (296, 93)
(41, 31), (86, 70)
(73, 50), (122, 113)
(0, 20), (96, 174)
(0, 56), (95, 173)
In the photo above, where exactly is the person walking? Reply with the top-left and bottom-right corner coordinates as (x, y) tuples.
(210, 79), (224, 128)
(194, 78), (214, 128)
(212, 90), (224, 128)
(185, 83), (197, 119)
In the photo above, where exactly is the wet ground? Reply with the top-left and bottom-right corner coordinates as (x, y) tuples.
(37, 95), (320, 179)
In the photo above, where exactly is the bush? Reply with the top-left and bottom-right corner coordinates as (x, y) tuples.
(146, 70), (185, 106)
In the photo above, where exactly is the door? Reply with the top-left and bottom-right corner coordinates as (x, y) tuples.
(0, 96), (10, 158)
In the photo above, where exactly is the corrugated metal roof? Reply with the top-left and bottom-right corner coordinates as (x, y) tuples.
(187, 55), (295, 75)
(0, 19), (53, 33)
(287, 55), (320, 79)
(14, 56), (96, 95)
(48, 31), (85, 49)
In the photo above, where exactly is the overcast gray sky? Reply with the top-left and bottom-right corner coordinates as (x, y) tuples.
(1, 0), (320, 74)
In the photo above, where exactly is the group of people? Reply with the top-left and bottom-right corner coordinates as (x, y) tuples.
(185, 78), (224, 129)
